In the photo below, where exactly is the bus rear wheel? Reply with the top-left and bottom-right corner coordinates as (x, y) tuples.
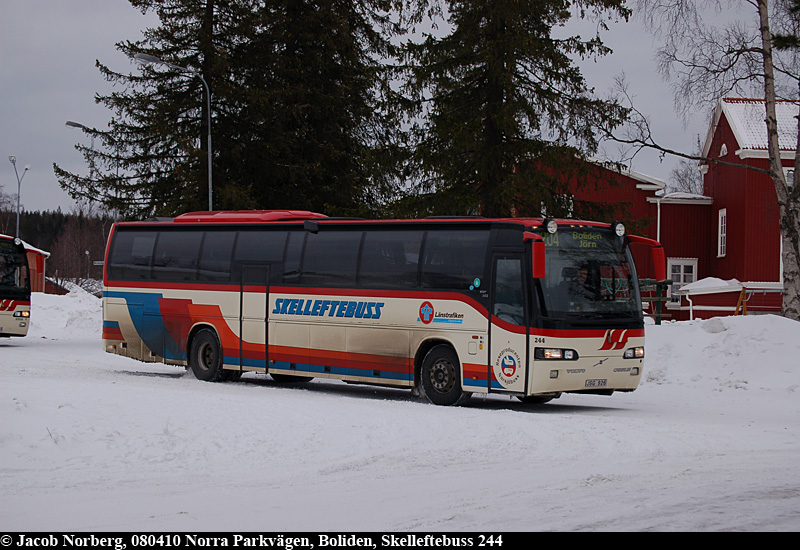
(420, 345), (469, 406)
(189, 328), (226, 382)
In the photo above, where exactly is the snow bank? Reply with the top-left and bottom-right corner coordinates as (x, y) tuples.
(644, 314), (800, 394)
(29, 286), (102, 339)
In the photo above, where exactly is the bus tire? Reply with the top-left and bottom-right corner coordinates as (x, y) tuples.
(189, 328), (226, 382)
(420, 345), (469, 406)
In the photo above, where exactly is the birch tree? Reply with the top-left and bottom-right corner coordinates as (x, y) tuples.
(614, 0), (800, 320)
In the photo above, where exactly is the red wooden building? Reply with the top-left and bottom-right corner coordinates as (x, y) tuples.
(666, 98), (794, 319)
(550, 97), (795, 320)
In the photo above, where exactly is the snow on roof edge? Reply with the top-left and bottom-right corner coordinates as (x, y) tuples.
(676, 277), (783, 295)
(586, 156), (667, 189)
(0, 233), (51, 257)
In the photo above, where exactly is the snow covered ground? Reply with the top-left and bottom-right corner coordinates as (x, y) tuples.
(1, 289), (799, 532)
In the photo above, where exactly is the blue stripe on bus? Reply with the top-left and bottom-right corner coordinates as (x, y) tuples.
(463, 379), (511, 391)
(271, 361), (412, 381)
(104, 290), (186, 362)
(239, 356), (267, 369)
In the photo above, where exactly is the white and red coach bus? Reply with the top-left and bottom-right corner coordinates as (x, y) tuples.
(0, 234), (31, 338)
(102, 210), (665, 405)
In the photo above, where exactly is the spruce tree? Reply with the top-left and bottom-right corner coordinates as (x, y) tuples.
(54, 0), (402, 219)
(226, 0), (403, 216)
(401, 0), (631, 218)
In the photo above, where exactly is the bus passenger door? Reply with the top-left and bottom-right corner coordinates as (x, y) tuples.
(489, 255), (528, 394)
(240, 265), (269, 371)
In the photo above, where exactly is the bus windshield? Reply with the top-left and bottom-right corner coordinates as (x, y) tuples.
(539, 227), (641, 321)
(0, 240), (30, 296)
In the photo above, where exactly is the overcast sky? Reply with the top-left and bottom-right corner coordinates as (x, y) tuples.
(0, 0), (710, 215)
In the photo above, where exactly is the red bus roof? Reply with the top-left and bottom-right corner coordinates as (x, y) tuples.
(173, 210), (328, 224)
(121, 211), (613, 230)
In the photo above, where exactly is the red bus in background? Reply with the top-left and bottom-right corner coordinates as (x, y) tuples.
(0, 234), (31, 338)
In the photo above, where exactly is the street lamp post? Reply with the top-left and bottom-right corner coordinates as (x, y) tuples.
(133, 52), (213, 211)
(66, 121), (97, 193)
(66, 120), (95, 150)
(8, 156), (30, 239)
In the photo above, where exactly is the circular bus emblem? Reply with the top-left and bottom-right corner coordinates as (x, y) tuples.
(494, 348), (522, 387)
(501, 354), (517, 377)
(419, 301), (434, 324)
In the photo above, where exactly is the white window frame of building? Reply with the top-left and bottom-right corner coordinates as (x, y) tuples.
(717, 208), (727, 258)
(667, 258), (698, 306)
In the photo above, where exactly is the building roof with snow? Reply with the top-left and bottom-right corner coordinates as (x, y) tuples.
(0, 233), (50, 257)
(587, 156), (667, 191)
(701, 97), (798, 160)
(646, 191), (713, 205)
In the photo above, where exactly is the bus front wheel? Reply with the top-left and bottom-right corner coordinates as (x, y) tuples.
(420, 345), (469, 406)
(189, 328), (226, 382)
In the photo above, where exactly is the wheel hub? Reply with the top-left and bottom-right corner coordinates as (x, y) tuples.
(430, 359), (455, 393)
(198, 342), (213, 371)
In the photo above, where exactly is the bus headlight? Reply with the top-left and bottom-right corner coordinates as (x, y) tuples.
(535, 347), (579, 360)
(623, 346), (644, 359)
(545, 349), (562, 359)
(13, 311), (30, 318)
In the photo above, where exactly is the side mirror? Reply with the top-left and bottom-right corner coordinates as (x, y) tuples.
(651, 245), (666, 282)
(626, 235), (666, 281)
(523, 232), (546, 279)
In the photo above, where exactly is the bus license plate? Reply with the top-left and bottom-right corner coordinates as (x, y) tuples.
(585, 379), (607, 388)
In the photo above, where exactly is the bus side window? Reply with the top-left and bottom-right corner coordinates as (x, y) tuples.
(232, 230), (287, 284)
(421, 230), (488, 290)
(301, 231), (362, 286)
(198, 231), (236, 282)
(493, 258), (524, 325)
(108, 230), (156, 280)
(359, 230), (422, 288)
(281, 231), (303, 283)
(152, 231), (203, 282)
